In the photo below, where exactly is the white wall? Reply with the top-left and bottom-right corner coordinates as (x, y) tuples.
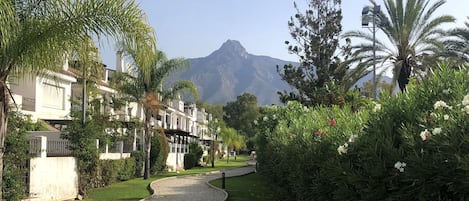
(28, 157), (78, 201)
(36, 75), (75, 120)
(167, 152), (185, 171)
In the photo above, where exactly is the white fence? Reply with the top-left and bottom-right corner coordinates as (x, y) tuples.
(24, 133), (133, 201)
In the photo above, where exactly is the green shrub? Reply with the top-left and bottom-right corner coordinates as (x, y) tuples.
(336, 64), (469, 201)
(255, 63), (469, 201)
(150, 132), (169, 174)
(184, 153), (196, 169)
(3, 112), (42, 200)
(98, 157), (136, 186)
(99, 160), (119, 186)
(131, 150), (144, 177)
(189, 142), (203, 166)
(117, 157), (135, 181)
(255, 101), (369, 200)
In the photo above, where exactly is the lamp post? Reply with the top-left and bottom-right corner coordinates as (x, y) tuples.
(362, 5), (381, 101)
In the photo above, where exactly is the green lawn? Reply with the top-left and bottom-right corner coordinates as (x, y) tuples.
(210, 172), (278, 201)
(86, 155), (250, 201)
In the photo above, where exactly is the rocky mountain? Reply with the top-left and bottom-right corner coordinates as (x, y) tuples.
(169, 40), (295, 105)
(169, 39), (393, 105)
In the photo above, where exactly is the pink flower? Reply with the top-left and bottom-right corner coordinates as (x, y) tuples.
(330, 118), (337, 126)
(315, 129), (323, 136)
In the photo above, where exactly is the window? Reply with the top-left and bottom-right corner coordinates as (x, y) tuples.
(42, 83), (65, 109)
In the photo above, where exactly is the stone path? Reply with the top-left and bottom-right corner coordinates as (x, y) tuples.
(142, 161), (256, 201)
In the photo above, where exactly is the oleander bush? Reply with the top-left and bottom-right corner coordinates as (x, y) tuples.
(255, 100), (370, 200)
(255, 63), (469, 201)
(336, 64), (469, 201)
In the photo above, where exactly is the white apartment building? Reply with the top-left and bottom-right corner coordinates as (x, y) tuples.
(10, 52), (215, 170)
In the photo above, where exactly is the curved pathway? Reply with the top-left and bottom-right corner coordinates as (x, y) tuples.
(142, 161), (256, 201)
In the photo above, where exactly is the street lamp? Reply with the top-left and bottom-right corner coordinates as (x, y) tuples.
(362, 5), (382, 101)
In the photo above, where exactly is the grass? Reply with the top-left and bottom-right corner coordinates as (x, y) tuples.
(85, 155), (250, 201)
(210, 172), (278, 201)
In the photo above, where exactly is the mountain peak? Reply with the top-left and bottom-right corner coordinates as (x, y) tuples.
(211, 39), (248, 58)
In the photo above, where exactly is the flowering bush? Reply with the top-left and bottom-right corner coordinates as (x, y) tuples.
(334, 64), (469, 201)
(255, 101), (370, 200)
(255, 63), (469, 200)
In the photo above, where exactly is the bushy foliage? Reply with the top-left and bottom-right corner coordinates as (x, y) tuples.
(98, 158), (136, 186)
(255, 101), (369, 200)
(183, 153), (196, 170)
(336, 64), (469, 201)
(3, 112), (42, 201)
(255, 64), (469, 200)
(131, 151), (144, 177)
(61, 108), (109, 196)
(189, 142), (203, 166)
(150, 132), (169, 174)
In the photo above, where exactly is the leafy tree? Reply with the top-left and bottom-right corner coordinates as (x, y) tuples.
(62, 99), (109, 197)
(220, 126), (245, 163)
(112, 43), (197, 179)
(207, 119), (221, 168)
(278, 0), (361, 106)
(343, 0), (454, 92)
(0, 0), (149, 197)
(223, 93), (259, 149)
(196, 100), (223, 120)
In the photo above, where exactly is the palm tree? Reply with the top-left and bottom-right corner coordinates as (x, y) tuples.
(343, 0), (454, 92)
(112, 43), (197, 179)
(0, 0), (149, 197)
(445, 17), (469, 64)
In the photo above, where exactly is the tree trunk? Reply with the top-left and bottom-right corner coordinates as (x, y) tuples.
(226, 147), (230, 164)
(0, 81), (10, 200)
(143, 109), (152, 179)
(398, 61), (412, 91)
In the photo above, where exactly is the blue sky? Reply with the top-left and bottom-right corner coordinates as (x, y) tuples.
(100, 0), (469, 67)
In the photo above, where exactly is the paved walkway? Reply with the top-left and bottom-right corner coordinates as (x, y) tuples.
(142, 161), (256, 201)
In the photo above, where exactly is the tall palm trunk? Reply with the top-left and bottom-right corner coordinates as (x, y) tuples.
(143, 108), (152, 179)
(0, 81), (10, 199)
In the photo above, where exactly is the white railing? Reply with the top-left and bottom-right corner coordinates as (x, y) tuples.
(47, 140), (72, 156)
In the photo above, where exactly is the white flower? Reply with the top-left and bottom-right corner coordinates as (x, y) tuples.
(443, 89), (450, 95)
(373, 103), (382, 112)
(434, 100), (448, 110)
(348, 134), (358, 143)
(394, 161), (407, 172)
(463, 94), (469, 106)
(443, 114), (450, 120)
(432, 127), (442, 135)
(253, 120), (258, 125)
(263, 116), (268, 121)
(420, 129), (430, 141)
(337, 143), (348, 155)
(463, 105), (469, 115)
(272, 114), (277, 119)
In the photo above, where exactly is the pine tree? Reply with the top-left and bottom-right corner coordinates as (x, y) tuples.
(278, 0), (352, 106)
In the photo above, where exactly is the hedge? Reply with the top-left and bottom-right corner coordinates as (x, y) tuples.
(255, 64), (469, 201)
